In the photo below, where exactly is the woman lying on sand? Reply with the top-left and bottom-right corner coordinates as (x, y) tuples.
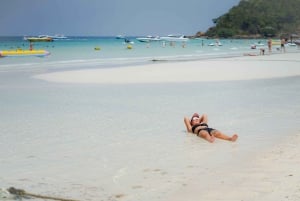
(184, 113), (238, 143)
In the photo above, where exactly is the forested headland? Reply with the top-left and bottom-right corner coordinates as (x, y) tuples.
(196, 0), (300, 39)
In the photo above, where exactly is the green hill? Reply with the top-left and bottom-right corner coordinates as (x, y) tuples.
(201, 0), (300, 38)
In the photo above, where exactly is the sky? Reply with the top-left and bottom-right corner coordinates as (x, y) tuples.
(0, 0), (241, 36)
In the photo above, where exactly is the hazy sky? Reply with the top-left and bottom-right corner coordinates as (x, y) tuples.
(0, 0), (240, 36)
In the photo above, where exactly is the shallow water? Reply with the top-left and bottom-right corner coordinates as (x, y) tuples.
(1, 36), (299, 73)
(0, 69), (299, 200)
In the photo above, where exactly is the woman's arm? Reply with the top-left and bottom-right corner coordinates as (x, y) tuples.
(184, 117), (192, 133)
(199, 114), (208, 124)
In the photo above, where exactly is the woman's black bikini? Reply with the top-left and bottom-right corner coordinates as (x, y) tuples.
(192, 123), (215, 136)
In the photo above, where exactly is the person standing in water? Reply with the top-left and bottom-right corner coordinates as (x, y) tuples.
(281, 38), (286, 53)
(267, 38), (272, 53)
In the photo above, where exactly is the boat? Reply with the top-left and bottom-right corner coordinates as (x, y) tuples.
(136, 36), (161, 42)
(124, 38), (134, 44)
(0, 49), (50, 57)
(294, 40), (300, 46)
(160, 35), (189, 42)
(116, 35), (125, 39)
(37, 34), (67, 40)
(208, 40), (222, 46)
(50, 34), (67, 40)
(24, 35), (53, 42)
(287, 42), (297, 46)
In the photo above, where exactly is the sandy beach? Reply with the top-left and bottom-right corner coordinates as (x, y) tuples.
(1, 51), (299, 201)
(32, 52), (300, 200)
(166, 133), (300, 201)
(34, 52), (300, 84)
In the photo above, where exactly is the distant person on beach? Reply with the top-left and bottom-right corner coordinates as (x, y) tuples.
(267, 38), (272, 53)
(281, 38), (286, 53)
(184, 113), (238, 143)
(29, 42), (33, 50)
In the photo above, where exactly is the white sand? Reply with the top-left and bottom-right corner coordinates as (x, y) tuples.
(34, 52), (300, 84)
(166, 133), (300, 201)
(31, 52), (300, 201)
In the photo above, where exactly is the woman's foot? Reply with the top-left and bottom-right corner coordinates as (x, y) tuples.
(230, 134), (238, 142)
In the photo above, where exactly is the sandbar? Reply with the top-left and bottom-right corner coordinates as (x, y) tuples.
(34, 52), (300, 84)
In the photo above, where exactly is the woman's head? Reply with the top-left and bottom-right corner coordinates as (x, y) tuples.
(190, 113), (200, 125)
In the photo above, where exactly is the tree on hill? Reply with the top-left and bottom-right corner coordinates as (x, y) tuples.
(204, 0), (300, 38)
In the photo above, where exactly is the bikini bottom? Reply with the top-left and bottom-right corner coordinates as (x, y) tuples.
(197, 127), (215, 136)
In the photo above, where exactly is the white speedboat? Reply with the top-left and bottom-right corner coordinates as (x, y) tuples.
(160, 35), (189, 42)
(51, 34), (67, 39)
(37, 34), (67, 40)
(136, 36), (161, 42)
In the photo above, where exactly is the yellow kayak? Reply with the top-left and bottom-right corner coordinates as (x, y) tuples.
(0, 49), (50, 57)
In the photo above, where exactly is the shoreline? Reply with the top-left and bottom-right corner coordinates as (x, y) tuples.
(34, 52), (300, 84)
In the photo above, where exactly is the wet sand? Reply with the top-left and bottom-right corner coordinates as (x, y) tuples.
(34, 52), (300, 84)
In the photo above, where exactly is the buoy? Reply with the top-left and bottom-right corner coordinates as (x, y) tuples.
(94, 47), (101, 50)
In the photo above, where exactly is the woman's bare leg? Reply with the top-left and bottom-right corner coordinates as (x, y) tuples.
(212, 130), (238, 142)
(199, 130), (215, 143)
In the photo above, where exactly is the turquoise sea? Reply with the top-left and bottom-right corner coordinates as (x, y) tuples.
(1, 36), (300, 201)
(1, 36), (298, 72)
